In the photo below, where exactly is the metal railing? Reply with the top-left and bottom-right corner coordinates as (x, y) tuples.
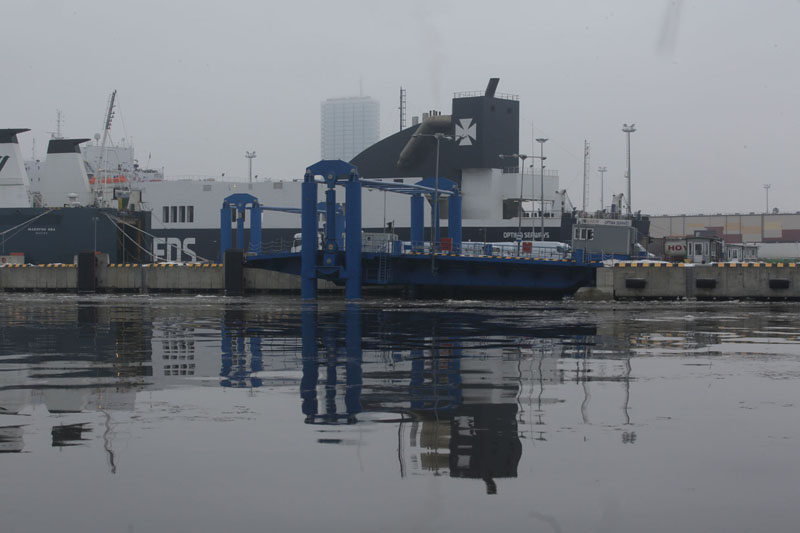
(453, 91), (519, 101)
(259, 238), (295, 254)
(255, 237), (570, 261)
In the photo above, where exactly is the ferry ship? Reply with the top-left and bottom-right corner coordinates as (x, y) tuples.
(6, 79), (633, 264)
(136, 79), (579, 262)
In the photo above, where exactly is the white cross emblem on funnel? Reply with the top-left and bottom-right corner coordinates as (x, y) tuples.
(455, 118), (476, 146)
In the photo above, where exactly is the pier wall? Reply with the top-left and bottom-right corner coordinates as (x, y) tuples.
(7, 258), (797, 299)
(1, 262), (339, 294)
(594, 262), (800, 300)
(0, 264), (77, 291)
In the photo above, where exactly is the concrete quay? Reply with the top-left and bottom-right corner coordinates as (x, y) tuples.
(0, 256), (340, 294)
(580, 261), (800, 301)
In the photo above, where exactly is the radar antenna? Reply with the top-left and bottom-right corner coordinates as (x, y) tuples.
(399, 87), (407, 132)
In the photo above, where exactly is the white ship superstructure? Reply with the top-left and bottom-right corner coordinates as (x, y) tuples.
(0, 129), (33, 209)
(137, 166), (572, 262)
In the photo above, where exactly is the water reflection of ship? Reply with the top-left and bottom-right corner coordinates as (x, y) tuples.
(2, 300), (646, 484)
(0, 301), (151, 462)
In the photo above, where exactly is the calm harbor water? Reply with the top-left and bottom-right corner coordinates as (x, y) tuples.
(2, 295), (800, 532)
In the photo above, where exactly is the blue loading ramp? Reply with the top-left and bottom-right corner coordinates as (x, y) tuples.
(222, 160), (599, 299)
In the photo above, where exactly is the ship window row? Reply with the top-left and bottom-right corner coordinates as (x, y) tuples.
(161, 340), (195, 354)
(163, 354), (194, 361)
(163, 205), (195, 223)
(164, 363), (196, 376)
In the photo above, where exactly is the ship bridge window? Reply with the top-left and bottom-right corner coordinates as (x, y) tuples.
(171, 206), (178, 223)
(187, 206), (194, 223)
(573, 227), (595, 241)
(179, 206), (186, 223)
(163, 206), (169, 223)
(502, 198), (521, 219)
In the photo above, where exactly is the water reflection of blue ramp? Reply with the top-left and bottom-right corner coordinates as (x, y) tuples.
(220, 312), (264, 388)
(300, 304), (362, 424)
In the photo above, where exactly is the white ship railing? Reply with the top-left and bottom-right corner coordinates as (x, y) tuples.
(260, 237), (569, 261)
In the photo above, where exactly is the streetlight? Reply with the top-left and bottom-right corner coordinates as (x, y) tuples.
(764, 184), (771, 213)
(413, 132), (456, 250)
(536, 139), (548, 241)
(499, 153), (530, 249)
(622, 123), (636, 216)
(597, 166), (607, 211)
(245, 151), (257, 184)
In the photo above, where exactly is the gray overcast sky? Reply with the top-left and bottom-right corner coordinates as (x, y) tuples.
(5, 0), (799, 215)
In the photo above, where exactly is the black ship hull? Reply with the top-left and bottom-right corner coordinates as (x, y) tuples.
(0, 207), (151, 264)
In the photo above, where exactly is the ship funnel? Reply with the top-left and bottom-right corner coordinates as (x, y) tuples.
(40, 138), (93, 207)
(396, 114), (452, 170)
(0, 128), (33, 208)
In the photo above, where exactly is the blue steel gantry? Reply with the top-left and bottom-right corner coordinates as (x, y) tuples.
(221, 160), (599, 300)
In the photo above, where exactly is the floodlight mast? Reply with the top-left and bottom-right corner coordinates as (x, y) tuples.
(536, 139), (548, 241)
(598, 166), (607, 211)
(499, 153), (529, 252)
(413, 132), (459, 249)
(622, 123), (636, 216)
(246, 151), (257, 184)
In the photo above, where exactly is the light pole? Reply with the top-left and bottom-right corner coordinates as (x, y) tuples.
(536, 139), (548, 241)
(598, 166), (607, 211)
(499, 153), (529, 251)
(764, 184), (771, 213)
(622, 123), (636, 216)
(414, 132), (456, 250)
(245, 151), (257, 184)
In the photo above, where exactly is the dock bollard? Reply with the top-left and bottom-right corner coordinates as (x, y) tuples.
(77, 251), (97, 293)
(224, 249), (245, 296)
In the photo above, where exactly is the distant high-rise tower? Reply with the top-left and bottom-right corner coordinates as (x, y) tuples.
(321, 96), (380, 162)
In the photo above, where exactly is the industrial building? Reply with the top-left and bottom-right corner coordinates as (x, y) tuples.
(649, 213), (800, 243)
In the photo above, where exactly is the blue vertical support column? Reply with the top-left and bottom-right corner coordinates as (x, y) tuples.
(249, 202), (262, 254)
(336, 205), (345, 249)
(345, 171), (362, 300)
(236, 207), (245, 250)
(220, 202), (232, 261)
(301, 171), (318, 300)
(448, 192), (462, 254)
(323, 187), (338, 269)
(344, 304), (363, 422)
(410, 193), (424, 251)
(325, 188), (337, 249)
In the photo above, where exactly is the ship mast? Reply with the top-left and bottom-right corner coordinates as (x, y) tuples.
(96, 90), (117, 206)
